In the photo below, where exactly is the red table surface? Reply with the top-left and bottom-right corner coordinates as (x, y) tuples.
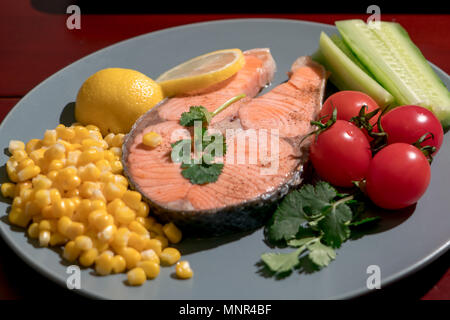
(0, 2), (449, 300)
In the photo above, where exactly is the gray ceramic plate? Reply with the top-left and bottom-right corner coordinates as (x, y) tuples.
(0, 19), (449, 300)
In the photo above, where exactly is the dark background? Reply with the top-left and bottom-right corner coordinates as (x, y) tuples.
(30, 0), (450, 14)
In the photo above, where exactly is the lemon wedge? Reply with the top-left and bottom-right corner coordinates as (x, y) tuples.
(156, 48), (245, 97)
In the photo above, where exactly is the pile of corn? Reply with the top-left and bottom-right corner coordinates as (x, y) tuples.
(1, 123), (193, 286)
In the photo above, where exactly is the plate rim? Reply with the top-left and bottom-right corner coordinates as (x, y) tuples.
(0, 17), (449, 300)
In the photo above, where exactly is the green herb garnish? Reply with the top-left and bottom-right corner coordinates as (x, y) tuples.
(172, 93), (245, 185)
(261, 181), (379, 275)
(179, 94), (246, 127)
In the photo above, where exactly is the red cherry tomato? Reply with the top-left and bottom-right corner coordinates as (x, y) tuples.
(365, 143), (431, 210)
(310, 120), (372, 187)
(380, 105), (444, 154)
(320, 91), (380, 124)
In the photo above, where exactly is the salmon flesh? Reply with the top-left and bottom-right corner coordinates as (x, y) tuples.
(123, 50), (327, 235)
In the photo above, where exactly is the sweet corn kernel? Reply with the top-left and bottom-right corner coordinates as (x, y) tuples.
(127, 232), (147, 252)
(106, 198), (125, 215)
(56, 125), (75, 141)
(81, 138), (103, 149)
(142, 132), (162, 148)
(56, 168), (81, 191)
(65, 221), (85, 240)
(57, 216), (72, 235)
(127, 267), (146, 286)
(114, 206), (136, 225)
(79, 148), (103, 165)
(26, 139), (42, 154)
(111, 134), (125, 148)
(79, 248), (98, 267)
(103, 182), (127, 201)
(42, 130), (57, 146)
(78, 163), (101, 182)
(34, 189), (51, 208)
(49, 232), (67, 246)
(175, 261), (194, 279)
(137, 261), (160, 279)
(1, 182), (16, 198)
(136, 217), (153, 230)
(109, 147), (122, 157)
(27, 222), (40, 238)
(88, 209), (111, 230)
(162, 222), (182, 244)
(48, 159), (65, 171)
(64, 241), (81, 261)
(9, 207), (31, 227)
(112, 227), (130, 248)
(32, 175), (52, 190)
(119, 247), (141, 269)
(154, 235), (169, 249)
(29, 148), (46, 164)
(128, 220), (149, 237)
(104, 133), (115, 147)
(110, 160), (123, 174)
(6, 161), (19, 182)
(65, 189), (80, 198)
(17, 158), (34, 171)
(12, 149), (28, 162)
(95, 159), (111, 172)
(49, 188), (62, 203)
(44, 143), (66, 162)
(112, 255), (127, 273)
(39, 219), (52, 231)
(160, 248), (181, 266)
(39, 230), (51, 247)
(95, 252), (114, 275)
(8, 140), (25, 154)
(73, 126), (91, 141)
(97, 224), (117, 243)
(24, 200), (41, 217)
(136, 201), (149, 218)
(17, 165), (40, 182)
(148, 222), (164, 235)
(141, 249), (160, 264)
(66, 150), (81, 166)
(79, 181), (101, 199)
(122, 191), (142, 211)
(143, 239), (162, 256)
(75, 235), (93, 251)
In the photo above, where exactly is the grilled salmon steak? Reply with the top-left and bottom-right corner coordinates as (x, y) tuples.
(123, 50), (327, 235)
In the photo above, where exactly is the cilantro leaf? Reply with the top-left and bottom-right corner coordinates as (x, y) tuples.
(307, 241), (336, 268)
(349, 216), (380, 227)
(181, 163), (223, 185)
(287, 236), (317, 248)
(261, 248), (304, 274)
(261, 181), (381, 278)
(179, 106), (212, 126)
(267, 190), (309, 242)
(318, 202), (352, 248)
(297, 181), (337, 216)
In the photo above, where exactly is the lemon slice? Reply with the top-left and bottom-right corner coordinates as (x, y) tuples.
(156, 48), (245, 97)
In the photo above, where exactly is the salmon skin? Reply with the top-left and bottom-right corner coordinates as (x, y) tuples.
(123, 52), (327, 236)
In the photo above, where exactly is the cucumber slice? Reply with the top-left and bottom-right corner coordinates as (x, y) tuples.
(329, 34), (371, 76)
(313, 32), (394, 108)
(336, 19), (450, 129)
